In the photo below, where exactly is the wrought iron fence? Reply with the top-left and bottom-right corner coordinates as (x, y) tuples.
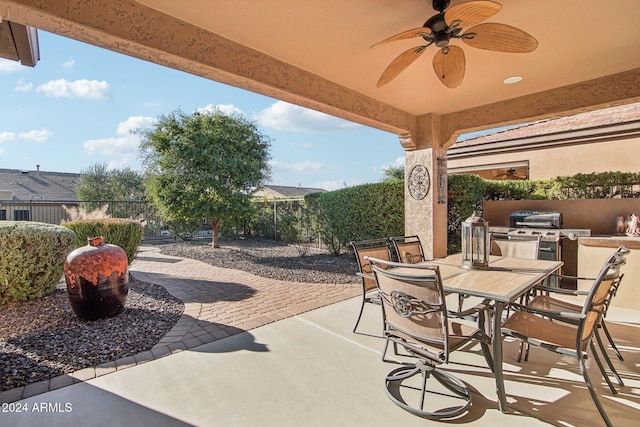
(0, 199), (172, 241)
(0, 198), (326, 247)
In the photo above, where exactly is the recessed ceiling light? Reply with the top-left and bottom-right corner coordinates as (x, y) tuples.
(504, 76), (523, 84)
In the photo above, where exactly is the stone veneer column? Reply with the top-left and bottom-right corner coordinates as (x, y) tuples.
(403, 114), (448, 259)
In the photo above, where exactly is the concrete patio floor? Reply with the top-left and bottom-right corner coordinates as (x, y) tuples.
(2, 246), (639, 426)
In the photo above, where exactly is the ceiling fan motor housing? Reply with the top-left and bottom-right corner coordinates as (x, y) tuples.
(424, 13), (450, 46)
(433, 0), (451, 12)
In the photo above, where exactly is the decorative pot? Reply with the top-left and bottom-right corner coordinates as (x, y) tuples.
(64, 236), (129, 321)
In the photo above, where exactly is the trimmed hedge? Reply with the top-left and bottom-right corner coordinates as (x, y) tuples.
(302, 171), (639, 256)
(62, 218), (143, 264)
(306, 181), (404, 255)
(0, 221), (76, 303)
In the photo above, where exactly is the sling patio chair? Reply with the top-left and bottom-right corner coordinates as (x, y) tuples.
(490, 233), (541, 260)
(388, 235), (425, 264)
(521, 247), (629, 392)
(502, 258), (622, 427)
(368, 257), (493, 420)
(349, 238), (392, 333)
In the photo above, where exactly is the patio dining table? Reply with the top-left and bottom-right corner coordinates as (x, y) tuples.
(397, 254), (563, 413)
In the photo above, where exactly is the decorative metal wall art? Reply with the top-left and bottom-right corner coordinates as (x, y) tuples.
(408, 164), (430, 200)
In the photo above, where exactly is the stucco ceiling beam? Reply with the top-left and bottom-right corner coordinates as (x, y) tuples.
(0, 0), (416, 138)
(440, 69), (640, 149)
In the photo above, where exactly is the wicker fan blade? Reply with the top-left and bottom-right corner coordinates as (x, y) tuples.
(445, 0), (501, 28)
(371, 27), (432, 48)
(432, 45), (465, 88)
(462, 23), (538, 52)
(377, 45), (427, 88)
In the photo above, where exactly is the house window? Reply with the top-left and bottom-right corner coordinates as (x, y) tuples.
(0, 209), (6, 220)
(13, 210), (30, 221)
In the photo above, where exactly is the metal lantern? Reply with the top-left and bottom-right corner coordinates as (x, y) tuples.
(461, 212), (490, 269)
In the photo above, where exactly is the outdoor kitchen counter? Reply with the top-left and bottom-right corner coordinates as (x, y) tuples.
(578, 236), (640, 310)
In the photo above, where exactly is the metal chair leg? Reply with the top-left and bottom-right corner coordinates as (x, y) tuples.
(583, 344), (614, 427)
(601, 320), (624, 361)
(594, 328), (624, 388)
(352, 296), (366, 332)
(589, 341), (617, 396)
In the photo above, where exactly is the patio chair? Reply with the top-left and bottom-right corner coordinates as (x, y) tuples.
(349, 239), (392, 333)
(521, 247), (629, 391)
(490, 233), (541, 259)
(389, 235), (425, 264)
(502, 258), (622, 427)
(485, 233), (542, 319)
(368, 257), (493, 420)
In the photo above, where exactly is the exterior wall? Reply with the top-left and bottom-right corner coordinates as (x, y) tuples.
(447, 135), (640, 180)
(483, 199), (639, 235)
(0, 203), (72, 224)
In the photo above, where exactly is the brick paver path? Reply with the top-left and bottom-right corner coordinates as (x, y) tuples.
(131, 246), (361, 353)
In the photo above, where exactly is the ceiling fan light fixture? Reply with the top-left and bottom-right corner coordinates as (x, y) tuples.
(504, 76), (522, 84)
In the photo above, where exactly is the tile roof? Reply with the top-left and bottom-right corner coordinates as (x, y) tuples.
(0, 168), (80, 201)
(254, 185), (327, 198)
(454, 102), (640, 149)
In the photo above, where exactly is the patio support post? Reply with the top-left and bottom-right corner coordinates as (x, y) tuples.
(403, 113), (448, 259)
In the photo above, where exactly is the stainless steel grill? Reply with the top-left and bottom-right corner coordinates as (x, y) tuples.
(491, 210), (591, 288)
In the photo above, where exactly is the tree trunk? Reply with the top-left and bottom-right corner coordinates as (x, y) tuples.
(211, 218), (221, 248)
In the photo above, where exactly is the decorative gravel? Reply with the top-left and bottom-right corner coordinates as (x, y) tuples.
(158, 238), (359, 284)
(0, 278), (183, 393)
(0, 238), (359, 394)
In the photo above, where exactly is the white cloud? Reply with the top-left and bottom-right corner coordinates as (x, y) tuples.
(18, 130), (53, 143)
(0, 59), (22, 73)
(381, 156), (405, 171)
(83, 116), (156, 165)
(116, 116), (156, 136)
(196, 103), (245, 117)
(256, 101), (361, 133)
(36, 79), (111, 100)
(270, 159), (325, 172)
(62, 57), (75, 69)
(0, 130), (51, 144)
(84, 136), (139, 156)
(0, 131), (18, 143)
(15, 78), (33, 92)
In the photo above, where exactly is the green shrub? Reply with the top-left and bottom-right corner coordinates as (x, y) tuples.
(0, 221), (76, 303)
(306, 181), (404, 255)
(62, 218), (143, 264)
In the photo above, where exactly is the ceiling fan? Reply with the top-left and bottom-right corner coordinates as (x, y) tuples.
(372, 0), (538, 89)
(492, 168), (527, 180)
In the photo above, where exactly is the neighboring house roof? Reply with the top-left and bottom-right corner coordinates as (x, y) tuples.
(253, 185), (327, 199)
(0, 168), (80, 201)
(449, 102), (640, 159)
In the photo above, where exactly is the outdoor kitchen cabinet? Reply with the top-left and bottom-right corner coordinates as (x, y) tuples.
(578, 236), (640, 310)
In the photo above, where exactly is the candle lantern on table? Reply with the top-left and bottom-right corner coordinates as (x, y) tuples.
(461, 212), (490, 269)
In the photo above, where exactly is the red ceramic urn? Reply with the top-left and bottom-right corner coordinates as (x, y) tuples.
(64, 236), (129, 321)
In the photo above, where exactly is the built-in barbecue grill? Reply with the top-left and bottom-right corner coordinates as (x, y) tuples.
(509, 210), (562, 229)
(491, 210), (591, 288)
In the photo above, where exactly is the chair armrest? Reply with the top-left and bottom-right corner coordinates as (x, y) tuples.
(532, 285), (589, 296)
(510, 302), (586, 321)
(449, 299), (492, 319)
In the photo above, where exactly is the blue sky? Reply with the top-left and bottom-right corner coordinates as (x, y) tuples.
(0, 31), (405, 191)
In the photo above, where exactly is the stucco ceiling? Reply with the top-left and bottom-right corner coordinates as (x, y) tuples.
(136, 0), (640, 117)
(1, 0), (639, 145)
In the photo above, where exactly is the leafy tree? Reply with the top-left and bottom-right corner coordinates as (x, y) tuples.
(139, 109), (271, 248)
(76, 163), (147, 218)
(76, 163), (146, 201)
(382, 165), (405, 182)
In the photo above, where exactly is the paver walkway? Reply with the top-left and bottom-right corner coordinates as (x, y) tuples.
(0, 245), (360, 403)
